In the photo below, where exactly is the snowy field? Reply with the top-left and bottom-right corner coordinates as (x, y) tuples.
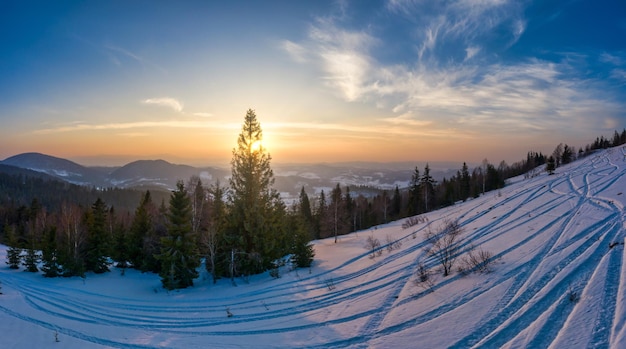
(1, 146), (626, 348)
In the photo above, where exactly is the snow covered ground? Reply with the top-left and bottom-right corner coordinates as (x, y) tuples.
(1, 146), (625, 348)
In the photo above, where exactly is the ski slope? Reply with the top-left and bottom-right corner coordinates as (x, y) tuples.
(1, 146), (625, 348)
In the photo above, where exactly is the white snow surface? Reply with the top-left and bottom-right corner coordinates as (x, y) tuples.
(2, 146), (626, 348)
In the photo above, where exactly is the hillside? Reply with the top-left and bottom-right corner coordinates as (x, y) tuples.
(1, 146), (625, 348)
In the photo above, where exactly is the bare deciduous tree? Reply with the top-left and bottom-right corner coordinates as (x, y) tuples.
(424, 219), (463, 276)
(365, 235), (382, 259)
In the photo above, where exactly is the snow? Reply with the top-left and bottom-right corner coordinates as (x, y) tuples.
(1, 146), (625, 348)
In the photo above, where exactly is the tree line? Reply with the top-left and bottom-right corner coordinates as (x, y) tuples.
(2, 112), (624, 290)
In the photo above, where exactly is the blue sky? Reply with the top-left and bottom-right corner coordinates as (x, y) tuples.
(1, 0), (625, 166)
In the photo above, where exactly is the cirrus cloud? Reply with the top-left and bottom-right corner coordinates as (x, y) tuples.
(141, 97), (184, 113)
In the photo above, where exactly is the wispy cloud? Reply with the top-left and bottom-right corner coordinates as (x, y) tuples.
(282, 1), (623, 136)
(104, 44), (168, 73)
(33, 120), (239, 135)
(142, 97), (184, 113)
(281, 40), (308, 63)
(193, 112), (213, 118)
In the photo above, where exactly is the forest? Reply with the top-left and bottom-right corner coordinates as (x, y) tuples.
(1, 111), (625, 290)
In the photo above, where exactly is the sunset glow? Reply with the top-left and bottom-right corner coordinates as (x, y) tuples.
(1, 1), (625, 167)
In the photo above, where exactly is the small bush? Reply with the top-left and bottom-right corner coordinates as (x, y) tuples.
(385, 235), (403, 252)
(414, 262), (434, 291)
(462, 246), (495, 274)
(324, 278), (336, 291)
(365, 235), (383, 259)
(402, 215), (427, 229)
(568, 286), (580, 303)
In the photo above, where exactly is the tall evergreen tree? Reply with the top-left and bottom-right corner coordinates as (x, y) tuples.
(227, 109), (285, 275)
(391, 185), (402, 220)
(421, 164), (436, 212)
(41, 226), (62, 277)
(129, 191), (161, 272)
(158, 181), (199, 290)
(298, 186), (315, 238)
(329, 183), (347, 243)
(85, 198), (110, 273)
(287, 209), (315, 268)
(315, 190), (330, 239)
(460, 162), (471, 201)
(407, 167), (421, 215)
(5, 225), (22, 269)
(546, 156), (556, 175)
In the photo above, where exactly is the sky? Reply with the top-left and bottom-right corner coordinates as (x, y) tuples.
(1, 0), (625, 167)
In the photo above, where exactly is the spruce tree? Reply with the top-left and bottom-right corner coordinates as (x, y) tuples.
(227, 109), (283, 275)
(421, 164), (436, 212)
(5, 226), (22, 270)
(129, 191), (160, 272)
(391, 185), (402, 220)
(85, 198), (111, 273)
(330, 184), (346, 243)
(407, 167), (421, 215)
(298, 187), (315, 238)
(22, 245), (40, 272)
(158, 181), (199, 290)
(546, 156), (556, 175)
(460, 162), (471, 201)
(315, 190), (331, 239)
(41, 226), (62, 277)
(288, 211), (315, 268)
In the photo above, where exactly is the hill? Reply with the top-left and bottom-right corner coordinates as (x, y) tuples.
(1, 145), (625, 348)
(1, 152), (459, 202)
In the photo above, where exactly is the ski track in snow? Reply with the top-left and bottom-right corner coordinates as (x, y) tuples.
(1, 146), (625, 348)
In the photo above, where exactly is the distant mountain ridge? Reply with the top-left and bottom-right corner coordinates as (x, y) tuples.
(0, 152), (459, 200)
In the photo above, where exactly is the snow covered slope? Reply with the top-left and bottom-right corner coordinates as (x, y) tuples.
(1, 146), (625, 348)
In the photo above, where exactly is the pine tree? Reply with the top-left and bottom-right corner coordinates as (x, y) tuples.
(546, 156), (556, 175)
(22, 245), (39, 272)
(288, 211), (315, 268)
(112, 220), (130, 270)
(298, 186), (315, 238)
(85, 198), (111, 274)
(5, 226), (22, 269)
(227, 109), (283, 275)
(460, 162), (470, 201)
(158, 181), (199, 290)
(315, 190), (329, 239)
(41, 226), (62, 277)
(129, 191), (161, 272)
(407, 167), (421, 215)
(391, 185), (402, 220)
(421, 164), (436, 212)
(329, 184), (346, 243)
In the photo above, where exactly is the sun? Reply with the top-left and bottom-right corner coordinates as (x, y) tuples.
(250, 140), (263, 152)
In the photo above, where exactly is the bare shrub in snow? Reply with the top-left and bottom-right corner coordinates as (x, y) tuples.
(424, 219), (463, 277)
(460, 245), (495, 274)
(402, 215), (427, 229)
(365, 235), (382, 259)
(414, 262), (434, 292)
(385, 235), (403, 252)
(324, 278), (336, 291)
